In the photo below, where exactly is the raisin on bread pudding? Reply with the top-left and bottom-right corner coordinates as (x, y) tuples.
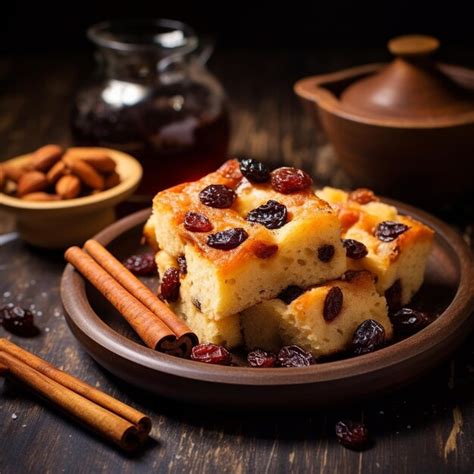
(241, 270), (392, 357)
(155, 250), (242, 348)
(317, 187), (434, 309)
(149, 160), (346, 319)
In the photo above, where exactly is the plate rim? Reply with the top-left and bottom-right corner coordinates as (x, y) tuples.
(60, 201), (474, 387)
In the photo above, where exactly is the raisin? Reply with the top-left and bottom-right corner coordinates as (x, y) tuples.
(318, 244), (335, 262)
(184, 211), (213, 232)
(191, 297), (201, 311)
(390, 307), (431, 335)
(348, 188), (378, 205)
(352, 320), (385, 355)
(385, 279), (402, 312)
(160, 267), (180, 302)
(191, 343), (232, 365)
(340, 270), (365, 282)
(246, 200), (288, 229)
(342, 239), (368, 259)
(374, 221), (409, 242)
(323, 287), (343, 321)
(278, 285), (304, 304)
(253, 242), (278, 259)
(271, 167), (313, 194)
(277, 345), (314, 367)
(207, 228), (248, 250)
(248, 349), (277, 368)
(124, 253), (157, 276)
(335, 420), (369, 450)
(239, 158), (270, 183)
(177, 255), (187, 275)
(199, 184), (236, 208)
(1, 305), (38, 337)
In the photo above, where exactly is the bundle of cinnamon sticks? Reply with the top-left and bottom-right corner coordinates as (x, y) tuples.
(65, 240), (198, 357)
(0, 339), (151, 451)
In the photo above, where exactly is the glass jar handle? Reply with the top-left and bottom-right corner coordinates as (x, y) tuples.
(194, 36), (214, 65)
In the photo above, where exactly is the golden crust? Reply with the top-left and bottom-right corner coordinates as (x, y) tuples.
(317, 187), (434, 304)
(154, 160), (340, 271)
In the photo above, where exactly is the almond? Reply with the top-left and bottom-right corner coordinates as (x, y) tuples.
(47, 160), (68, 184)
(63, 150), (116, 173)
(30, 144), (64, 172)
(17, 171), (48, 197)
(63, 156), (104, 190)
(104, 171), (121, 189)
(56, 175), (81, 199)
(3, 163), (28, 183)
(22, 192), (61, 202)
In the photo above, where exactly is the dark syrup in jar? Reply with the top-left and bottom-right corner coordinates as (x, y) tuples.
(71, 81), (230, 197)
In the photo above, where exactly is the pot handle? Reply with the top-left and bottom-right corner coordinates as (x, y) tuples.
(388, 35), (439, 59)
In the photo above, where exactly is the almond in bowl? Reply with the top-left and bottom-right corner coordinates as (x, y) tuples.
(0, 146), (142, 248)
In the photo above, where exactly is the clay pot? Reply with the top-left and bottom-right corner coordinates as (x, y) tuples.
(294, 35), (474, 208)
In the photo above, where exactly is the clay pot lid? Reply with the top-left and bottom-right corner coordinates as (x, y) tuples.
(340, 35), (474, 121)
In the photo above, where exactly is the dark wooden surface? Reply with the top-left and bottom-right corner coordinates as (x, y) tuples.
(0, 48), (473, 474)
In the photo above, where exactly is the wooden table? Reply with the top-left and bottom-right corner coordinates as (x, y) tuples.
(0, 49), (473, 474)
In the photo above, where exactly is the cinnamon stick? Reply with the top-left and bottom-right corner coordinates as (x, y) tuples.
(84, 239), (197, 350)
(0, 351), (141, 451)
(65, 246), (178, 353)
(0, 339), (151, 435)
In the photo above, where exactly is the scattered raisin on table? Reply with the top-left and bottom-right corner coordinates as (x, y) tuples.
(278, 285), (305, 304)
(177, 255), (187, 275)
(207, 228), (248, 250)
(277, 345), (314, 367)
(124, 253), (157, 276)
(252, 242), (279, 259)
(248, 349), (277, 368)
(271, 167), (313, 194)
(318, 244), (335, 262)
(348, 188), (378, 205)
(390, 307), (431, 335)
(191, 343), (232, 365)
(1, 304), (38, 337)
(323, 287), (343, 321)
(335, 420), (369, 450)
(246, 200), (288, 229)
(342, 239), (368, 259)
(385, 279), (402, 312)
(184, 211), (213, 232)
(374, 221), (409, 242)
(352, 319), (385, 355)
(239, 158), (270, 183)
(160, 267), (181, 302)
(199, 184), (236, 209)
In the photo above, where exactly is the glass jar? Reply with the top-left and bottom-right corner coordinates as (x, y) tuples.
(71, 19), (230, 196)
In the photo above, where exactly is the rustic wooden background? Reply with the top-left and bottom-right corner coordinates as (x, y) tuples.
(0, 48), (473, 473)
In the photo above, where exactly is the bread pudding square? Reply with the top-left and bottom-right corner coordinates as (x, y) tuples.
(317, 187), (434, 306)
(155, 250), (242, 348)
(150, 160), (346, 318)
(241, 271), (393, 357)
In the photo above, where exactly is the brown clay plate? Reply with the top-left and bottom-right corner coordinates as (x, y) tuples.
(60, 203), (474, 409)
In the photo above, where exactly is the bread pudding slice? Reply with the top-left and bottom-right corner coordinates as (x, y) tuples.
(155, 250), (242, 348)
(149, 160), (346, 319)
(241, 270), (392, 357)
(317, 187), (434, 307)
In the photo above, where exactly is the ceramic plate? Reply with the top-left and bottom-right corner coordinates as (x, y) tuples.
(60, 203), (474, 408)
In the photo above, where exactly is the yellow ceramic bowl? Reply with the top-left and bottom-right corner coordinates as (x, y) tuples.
(0, 147), (142, 248)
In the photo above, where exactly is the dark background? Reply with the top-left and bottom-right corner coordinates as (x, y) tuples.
(2, 1), (474, 54)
